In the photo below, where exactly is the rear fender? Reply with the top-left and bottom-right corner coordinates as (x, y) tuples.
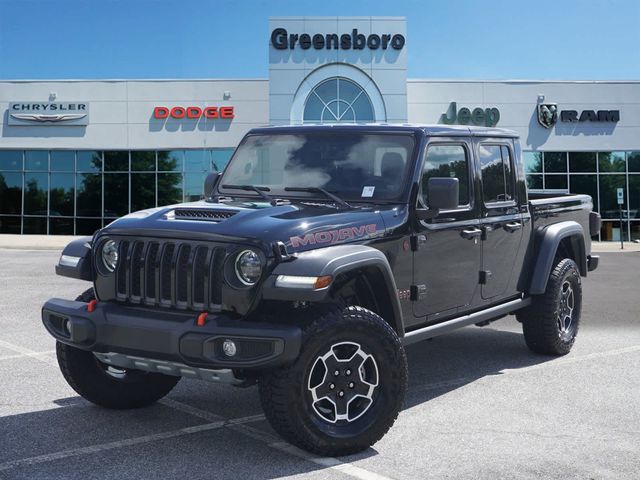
(528, 221), (586, 295)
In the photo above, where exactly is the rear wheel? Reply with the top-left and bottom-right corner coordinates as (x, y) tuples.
(519, 258), (582, 355)
(259, 305), (407, 456)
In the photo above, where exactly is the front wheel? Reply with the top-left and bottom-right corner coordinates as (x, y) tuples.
(56, 342), (180, 409)
(259, 305), (407, 456)
(55, 288), (180, 409)
(518, 258), (582, 356)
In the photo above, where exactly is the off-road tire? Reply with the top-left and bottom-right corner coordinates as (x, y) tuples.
(518, 258), (582, 356)
(259, 305), (408, 456)
(55, 288), (180, 409)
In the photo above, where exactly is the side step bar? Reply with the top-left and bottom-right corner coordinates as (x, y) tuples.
(402, 297), (531, 346)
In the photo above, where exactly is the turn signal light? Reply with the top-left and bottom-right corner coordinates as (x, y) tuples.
(275, 275), (333, 290)
(313, 275), (333, 289)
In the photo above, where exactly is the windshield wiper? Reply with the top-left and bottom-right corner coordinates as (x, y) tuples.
(284, 187), (352, 210)
(221, 184), (278, 206)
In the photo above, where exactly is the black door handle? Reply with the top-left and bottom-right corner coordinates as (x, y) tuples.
(461, 228), (482, 240)
(504, 222), (522, 233)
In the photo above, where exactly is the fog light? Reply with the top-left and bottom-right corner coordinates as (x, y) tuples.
(63, 319), (72, 336)
(222, 339), (237, 357)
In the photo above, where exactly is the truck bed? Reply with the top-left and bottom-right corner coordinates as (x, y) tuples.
(529, 193), (595, 251)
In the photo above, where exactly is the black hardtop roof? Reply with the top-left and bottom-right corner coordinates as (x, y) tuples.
(247, 123), (519, 138)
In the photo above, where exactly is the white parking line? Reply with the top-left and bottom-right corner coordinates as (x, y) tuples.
(271, 442), (396, 480)
(3, 336), (638, 478)
(410, 344), (640, 393)
(0, 419), (230, 473)
(0, 350), (55, 362)
(163, 398), (395, 480)
(507, 344), (640, 373)
(0, 339), (56, 365)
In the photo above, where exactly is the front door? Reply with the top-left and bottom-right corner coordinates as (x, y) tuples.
(476, 141), (524, 299)
(412, 140), (481, 324)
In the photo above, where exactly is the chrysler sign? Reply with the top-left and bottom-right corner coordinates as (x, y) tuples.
(8, 102), (89, 126)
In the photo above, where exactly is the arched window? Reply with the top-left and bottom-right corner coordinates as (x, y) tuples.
(303, 77), (374, 123)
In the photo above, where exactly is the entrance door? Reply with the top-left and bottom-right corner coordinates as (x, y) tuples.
(476, 141), (524, 299)
(411, 140), (481, 324)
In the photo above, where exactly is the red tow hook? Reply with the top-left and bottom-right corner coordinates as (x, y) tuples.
(196, 312), (208, 327)
(87, 299), (98, 313)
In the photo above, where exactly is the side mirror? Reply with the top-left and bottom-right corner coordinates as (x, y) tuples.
(416, 177), (459, 220)
(204, 172), (222, 199)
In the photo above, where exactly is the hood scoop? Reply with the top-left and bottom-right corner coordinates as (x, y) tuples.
(169, 208), (238, 222)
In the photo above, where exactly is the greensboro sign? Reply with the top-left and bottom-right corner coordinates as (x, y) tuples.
(271, 28), (405, 50)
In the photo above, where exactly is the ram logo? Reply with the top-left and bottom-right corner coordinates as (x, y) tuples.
(537, 103), (558, 129)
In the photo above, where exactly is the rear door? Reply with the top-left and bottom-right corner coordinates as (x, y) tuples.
(476, 140), (524, 300)
(411, 138), (482, 323)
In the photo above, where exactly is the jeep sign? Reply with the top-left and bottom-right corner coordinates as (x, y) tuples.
(440, 102), (500, 127)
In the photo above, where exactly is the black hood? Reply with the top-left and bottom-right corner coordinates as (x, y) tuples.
(100, 200), (394, 255)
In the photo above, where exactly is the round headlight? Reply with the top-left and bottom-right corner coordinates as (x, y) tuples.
(235, 250), (262, 286)
(101, 240), (119, 273)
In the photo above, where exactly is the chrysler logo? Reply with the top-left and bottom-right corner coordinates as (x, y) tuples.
(10, 113), (87, 123)
(8, 102), (89, 126)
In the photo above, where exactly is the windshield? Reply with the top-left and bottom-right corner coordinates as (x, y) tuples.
(219, 133), (415, 201)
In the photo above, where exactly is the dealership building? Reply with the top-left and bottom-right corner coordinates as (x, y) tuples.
(1, 16), (639, 241)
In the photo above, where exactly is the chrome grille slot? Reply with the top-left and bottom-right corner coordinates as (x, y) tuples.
(113, 238), (226, 311)
(145, 242), (159, 301)
(116, 241), (130, 296)
(193, 246), (209, 307)
(176, 245), (192, 305)
(210, 248), (226, 306)
(130, 242), (144, 299)
(160, 243), (175, 303)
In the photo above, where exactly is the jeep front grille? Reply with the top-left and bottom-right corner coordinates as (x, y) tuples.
(114, 239), (226, 311)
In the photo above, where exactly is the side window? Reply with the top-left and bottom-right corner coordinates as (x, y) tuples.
(421, 144), (469, 207)
(479, 144), (515, 203)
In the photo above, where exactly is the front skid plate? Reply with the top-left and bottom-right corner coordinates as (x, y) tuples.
(93, 352), (243, 384)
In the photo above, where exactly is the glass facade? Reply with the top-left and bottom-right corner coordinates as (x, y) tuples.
(1, 146), (639, 241)
(0, 149), (233, 235)
(524, 151), (640, 241)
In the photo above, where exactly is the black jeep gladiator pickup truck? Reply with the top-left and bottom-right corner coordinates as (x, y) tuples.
(42, 124), (600, 456)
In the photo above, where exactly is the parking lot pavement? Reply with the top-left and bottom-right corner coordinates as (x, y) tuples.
(0, 249), (638, 480)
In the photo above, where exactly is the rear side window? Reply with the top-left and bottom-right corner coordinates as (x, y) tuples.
(421, 144), (470, 206)
(479, 144), (514, 204)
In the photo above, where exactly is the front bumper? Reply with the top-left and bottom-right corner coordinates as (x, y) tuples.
(587, 254), (599, 272)
(42, 299), (301, 369)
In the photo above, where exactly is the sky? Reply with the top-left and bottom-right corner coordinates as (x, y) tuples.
(0, 0), (638, 81)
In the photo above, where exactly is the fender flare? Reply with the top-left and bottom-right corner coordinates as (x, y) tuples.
(55, 236), (93, 281)
(528, 221), (586, 295)
(262, 244), (404, 335)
